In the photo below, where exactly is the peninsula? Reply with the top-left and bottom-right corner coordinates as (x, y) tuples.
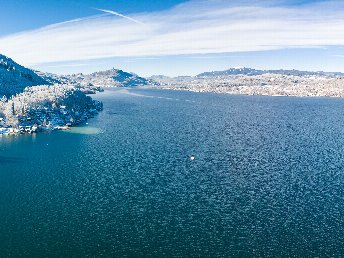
(0, 54), (103, 135)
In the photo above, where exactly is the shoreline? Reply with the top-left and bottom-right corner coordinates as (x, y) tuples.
(149, 73), (344, 99)
(0, 120), (92, 136)
(155, 86), (344, 99)
(140, 85), (344, 100)
(0, 85), (103, 136)
(0, 114), (98, 136)
(3, 83), (344, 137)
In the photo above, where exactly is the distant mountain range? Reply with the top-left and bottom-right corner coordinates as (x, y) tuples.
(0, 54), (49, 96)
(3, 52), (344, 99)
(196, 67), (344, 77)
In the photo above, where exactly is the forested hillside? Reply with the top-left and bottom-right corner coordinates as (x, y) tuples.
(0, 54), (48, 96)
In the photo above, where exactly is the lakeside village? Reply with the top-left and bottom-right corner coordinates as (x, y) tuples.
(157, 74), (344, 98)
(0, 84), (103, 135)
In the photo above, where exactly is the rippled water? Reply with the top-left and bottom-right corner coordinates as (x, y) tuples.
(1, 88), (344, 257)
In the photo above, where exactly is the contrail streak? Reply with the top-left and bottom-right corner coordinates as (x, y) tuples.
(95, 8), (145, 25)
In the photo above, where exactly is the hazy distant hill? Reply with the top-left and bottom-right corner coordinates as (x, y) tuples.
(35, 71), (70, 85)
(197, 67), (344, 77)
(62, 69), (151, 87)
(0, 54), (48, 96)
(38, 68), (152, 88)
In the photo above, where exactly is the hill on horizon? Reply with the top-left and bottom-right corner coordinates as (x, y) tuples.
(196, 67), (344, 78)
(39, 68), (152, 88)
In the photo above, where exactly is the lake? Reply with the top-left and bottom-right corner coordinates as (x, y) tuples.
(1, 88), (344, 257)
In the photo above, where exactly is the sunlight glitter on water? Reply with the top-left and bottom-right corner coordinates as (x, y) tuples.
(3, 89), (344, 257)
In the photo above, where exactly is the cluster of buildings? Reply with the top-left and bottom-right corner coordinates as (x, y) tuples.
(157, 74), (344, 98)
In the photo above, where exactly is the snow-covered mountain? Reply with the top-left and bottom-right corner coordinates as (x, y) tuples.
(82, 69), (150, 87)
(0, 54), (49, 96)
(197, 67), (263, 77)
(197, 67), (344, 77)
(38, 68), (153, 88)
(40, 68), (150, 88)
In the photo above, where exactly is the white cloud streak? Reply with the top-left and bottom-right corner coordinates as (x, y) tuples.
(1, 0), (344, 66)
(95, 8), (145, 25)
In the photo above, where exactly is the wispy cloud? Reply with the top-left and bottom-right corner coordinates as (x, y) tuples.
(1, 0), (344, 66)
(43, 63), (90, 68)
(95, 8), (145, 25)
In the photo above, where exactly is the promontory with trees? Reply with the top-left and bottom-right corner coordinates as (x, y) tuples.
(0, 54), (104, 135)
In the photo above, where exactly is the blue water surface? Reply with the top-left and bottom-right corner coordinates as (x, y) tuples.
(1, 88), (344, 257)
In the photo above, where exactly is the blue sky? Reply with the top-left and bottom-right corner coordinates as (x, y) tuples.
(1, 0), (344, 76)
(0, 0), (186, 36)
